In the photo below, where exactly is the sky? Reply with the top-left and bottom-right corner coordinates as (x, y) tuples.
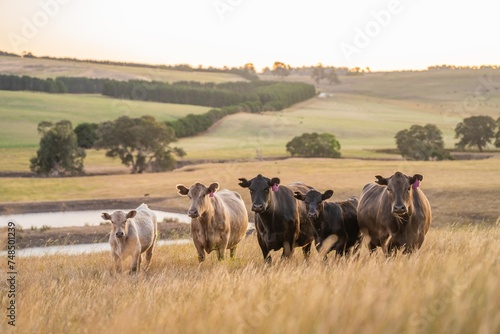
(0, 0), (499, 72)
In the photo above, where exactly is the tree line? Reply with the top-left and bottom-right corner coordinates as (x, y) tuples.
(0, 74), (109, 94)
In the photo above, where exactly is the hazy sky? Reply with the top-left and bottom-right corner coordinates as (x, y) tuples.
(1, 0), (499, 71)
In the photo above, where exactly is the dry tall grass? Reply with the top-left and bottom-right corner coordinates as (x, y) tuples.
(2, 224), (499, 334)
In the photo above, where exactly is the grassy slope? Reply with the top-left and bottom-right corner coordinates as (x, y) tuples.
(1, 224), (498, 333)
(177, 69), (500, 160)
(0, 55), (245, 82)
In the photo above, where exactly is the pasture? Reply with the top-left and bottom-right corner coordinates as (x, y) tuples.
(0, 55), (245, 83)
(1, 224), (498, 333)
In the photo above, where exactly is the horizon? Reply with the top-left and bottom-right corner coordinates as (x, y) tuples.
(1, 0), (499, 72)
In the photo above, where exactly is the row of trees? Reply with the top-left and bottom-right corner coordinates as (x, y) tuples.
(0, 74), (111, 94)
(30, 116), (185, 176)
(395, 116), (500, 161)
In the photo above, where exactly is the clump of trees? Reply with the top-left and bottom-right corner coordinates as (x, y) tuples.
(311, 63), (340, 85)
(94, 115), (183, 174)
(395, 124), (451, 161)
(455, 115), (497, 152)
(286, 133), (341, 158)
(30, 120), (86, 176)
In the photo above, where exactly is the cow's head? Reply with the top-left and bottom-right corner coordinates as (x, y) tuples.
(375, 171), (423, 216)
(101, 210), (137, 239)
(294, 189), (333, 219)
(177, 182), (219, 218)
(238, 174), (280, 213)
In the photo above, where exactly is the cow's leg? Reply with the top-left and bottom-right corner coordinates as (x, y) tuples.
(229, 246), (237, 259)
(144, 237), (156, 270)
(281, 241), (293, 259)
(193, 240), (206, 263)
(302, 242), (312, 260)
(217, 234), (229, 261)
(257, 233), (271, 264)
(112, 252), (122, 273)
(130, 251), (141, 274)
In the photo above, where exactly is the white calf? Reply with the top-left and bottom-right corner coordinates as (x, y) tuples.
(101, 203), (157, 273)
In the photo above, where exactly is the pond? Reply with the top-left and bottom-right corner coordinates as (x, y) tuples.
(0, 209), (190, 229)
(0, 239), (192, 258)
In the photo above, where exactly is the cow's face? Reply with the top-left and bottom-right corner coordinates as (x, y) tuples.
(238, 174), (280, 213)
(294, 189), (333, 219)
(101, 210), (136, 239)
(177, 182), (219, 218)
(375, 172), (423, 216)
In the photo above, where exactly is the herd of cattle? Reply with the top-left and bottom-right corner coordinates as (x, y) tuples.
(101, 171), (432, 273)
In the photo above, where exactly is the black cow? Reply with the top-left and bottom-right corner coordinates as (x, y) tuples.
(238, 175), (315, 263)
(294, 189), (360, 259)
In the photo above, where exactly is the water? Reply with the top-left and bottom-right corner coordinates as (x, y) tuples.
(0, 239), (192, 258)
(0, 210), (190, 229)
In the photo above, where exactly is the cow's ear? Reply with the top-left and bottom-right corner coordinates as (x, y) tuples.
(101, 213), (111, 221)
(270, 177), (280, 186)
(322, 190), (334, 201)
(207, 182), (219, 194)
(375, 175), (388, 185)
(177, 184), (189, 196)
(126, 210), (137, 219)
(410, 174), (423, 183)
(293, 192), (305, 201)
(238, 178), (250, 188)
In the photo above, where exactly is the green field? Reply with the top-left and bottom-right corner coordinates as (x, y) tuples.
(0, 55), (245, 83)
(1, 64), (499, 171)
(0, 90), (209, 149)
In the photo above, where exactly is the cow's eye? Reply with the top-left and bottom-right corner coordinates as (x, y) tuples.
(407, 187), (411, 192)
(264, 188), (269, 193)
(249, 190), (254, 195)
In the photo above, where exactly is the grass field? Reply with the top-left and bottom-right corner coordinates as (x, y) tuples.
(1, 223), (498, 333)
(0, 55), (245, 83)
(0, 90), (210, 149)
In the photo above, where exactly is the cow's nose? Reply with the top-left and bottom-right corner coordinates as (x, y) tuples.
(308, 212), (318, 219)
(252, 204), (264, 212)
(188, 209), (199, 218)
(393, 205), (407, 214)
(116, 232), (124, 238)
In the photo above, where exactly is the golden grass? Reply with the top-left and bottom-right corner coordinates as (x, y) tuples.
(2, 224), (499, 334)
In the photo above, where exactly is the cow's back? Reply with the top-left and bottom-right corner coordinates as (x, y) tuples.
(134, 204), (157, 252)
(216, 189), (248, 246)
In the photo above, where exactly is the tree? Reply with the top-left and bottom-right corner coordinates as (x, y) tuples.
(74, 122), (99, 149)
(30, 120), (86, 176)
(272, 61), (291, 79)
(243, 63), (256, 73)
(286, 132), (341, 158)
(455, 115), (496, 152)
(495, 117), (500, 148)
(395, 124), (450, 161)
(95, 115), (181, 173)
(327, 68), (340, 85)
(311, 63), (326, 84)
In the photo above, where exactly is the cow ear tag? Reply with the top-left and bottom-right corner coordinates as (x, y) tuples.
(272, 184), (279, 192)
(412, 179), (420, 190)
(209, 191), (214, 197)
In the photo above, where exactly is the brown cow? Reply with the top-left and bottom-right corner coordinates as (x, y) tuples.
(177, 182), (248, 262)
(357, 171), (432, 253)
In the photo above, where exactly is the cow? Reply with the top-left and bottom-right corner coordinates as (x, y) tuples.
(238, 174), (315, 263)
(176, 182), (248, 262)
(357, 171), (432, 254)
(294, 189), (360, 259)
(101, 203), (157, 273)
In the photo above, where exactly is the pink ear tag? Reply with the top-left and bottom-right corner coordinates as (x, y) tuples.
(412, 179), (420, 190)
(209, 191), (214, 198)
(272, 184), (279, 192)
